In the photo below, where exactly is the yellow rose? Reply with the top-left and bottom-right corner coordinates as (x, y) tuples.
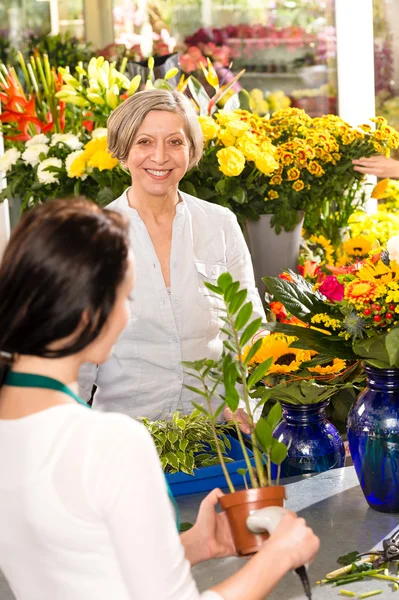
(218, 129), (236, 147)
(217, 146), (246, 177)
(198, 116), (219, 141)
(255, 153), (279, 175)
(235, 134), (260, 161)
(226, 120), (250, 137)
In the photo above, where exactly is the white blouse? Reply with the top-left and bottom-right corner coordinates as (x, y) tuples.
(0, 404), (222, 600)
(79, 190), (265, 419)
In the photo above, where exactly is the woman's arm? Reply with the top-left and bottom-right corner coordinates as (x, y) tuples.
(352, 155), (399, 178)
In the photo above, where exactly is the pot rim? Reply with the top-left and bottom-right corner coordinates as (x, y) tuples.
(219, 486), (286, 509)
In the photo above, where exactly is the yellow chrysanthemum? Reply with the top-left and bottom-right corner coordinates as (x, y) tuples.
(343, 236), (373, 257)
(344, 280), (380, 304)
(308, 358), (346, 375)
(216, 146), (246, 177)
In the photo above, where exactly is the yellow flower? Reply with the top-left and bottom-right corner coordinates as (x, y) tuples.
(292, 180), (305, 192)
(307, 161), (325, 177)
(235, 134), (260, 161)
(344, 280), (380, 304)
(270, 174), (282, 186)
(255, 153), (278, 175)
(87, 148), (118, 171)
(308, 358), (346, 375)
(65, 150), (87, 179)
(268, 190), (279, 200)
(343, 236), (373, 257)
(198, 116), (219, 141)
(226, 120), (250, 137)
(287, 167), (300, 181)
(218, 129), (236, 147)
(216, 146), (246, 177)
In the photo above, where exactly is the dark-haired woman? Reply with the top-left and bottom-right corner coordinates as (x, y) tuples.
(0, 198), (319, 599)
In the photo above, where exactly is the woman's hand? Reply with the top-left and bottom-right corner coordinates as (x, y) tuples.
(180, 488), (237, 565)
(352, 155), (399, 179)
(264, 512), (320, 570)
(223, 407), (251, 434)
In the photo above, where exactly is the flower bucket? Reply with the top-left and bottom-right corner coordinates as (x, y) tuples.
(243, 212), (304, 295)
(220, 486), (286, 555)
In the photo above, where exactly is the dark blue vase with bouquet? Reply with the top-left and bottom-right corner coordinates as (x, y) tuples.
(348, 363), (399, 513)
(272, 400), (345, 478)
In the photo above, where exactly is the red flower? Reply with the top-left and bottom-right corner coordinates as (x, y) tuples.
(319, 276), (344, 302)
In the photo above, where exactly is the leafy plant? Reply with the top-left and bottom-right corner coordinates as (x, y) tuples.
(183, 273), (288, 492)
(140, 409), (233, 475)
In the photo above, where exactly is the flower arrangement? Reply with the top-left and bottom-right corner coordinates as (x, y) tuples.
(262, 237), (399, 370)
(0, 129), (130, 208)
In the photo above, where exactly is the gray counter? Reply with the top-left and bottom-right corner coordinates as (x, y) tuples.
(179, 467), (399, 599)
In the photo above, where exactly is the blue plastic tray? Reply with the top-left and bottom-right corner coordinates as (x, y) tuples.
(165, 435), (254, 496)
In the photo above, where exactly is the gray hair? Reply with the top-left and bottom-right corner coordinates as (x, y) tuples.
(107, 89), (204, 170)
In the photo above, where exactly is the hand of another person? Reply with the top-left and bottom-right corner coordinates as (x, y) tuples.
(265, 512), (320, 571)
(223, 407), (251, 434)
(181, 488), (237, 565)
(352, 155), (399, 179)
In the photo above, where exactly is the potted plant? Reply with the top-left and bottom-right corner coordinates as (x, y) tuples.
(261, 237), (399, 513)
(183, 273), (288, 555)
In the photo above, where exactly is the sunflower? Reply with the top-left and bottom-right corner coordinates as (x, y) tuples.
(344, 280), (380, 304)
(356, 259), (393, 286)
(308, 234), (334, 264)
(343, 236), (373, 258)
(308, 358), (346, 375)
(243, 334), (312, 374)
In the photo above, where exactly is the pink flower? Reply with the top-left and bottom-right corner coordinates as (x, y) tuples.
(319, 276), (345, 302)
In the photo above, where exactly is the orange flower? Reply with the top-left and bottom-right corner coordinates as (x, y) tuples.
(292, 180), (305, 192)
(287, 167), (300, 181)
(344, 280), (379, 304)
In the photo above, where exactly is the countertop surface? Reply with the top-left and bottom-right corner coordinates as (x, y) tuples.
(178, 467), (399, 599)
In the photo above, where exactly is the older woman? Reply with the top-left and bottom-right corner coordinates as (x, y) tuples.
(79, 89), (265, 426)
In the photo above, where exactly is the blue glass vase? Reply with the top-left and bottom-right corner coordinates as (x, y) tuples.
(272, 401), (345, 478)
(347, 364), (399, 513)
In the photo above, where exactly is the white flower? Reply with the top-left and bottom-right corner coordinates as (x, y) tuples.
(37, 157), (62, 184)
(387, 236), (399, 263)
(22, 144), (50, 167)
(0, 148), (21, 173)
(50, 133), (83, 150)
(65, 150), (88, 180)
(92, 128), (108, 139)
(25, 134), (49, 147)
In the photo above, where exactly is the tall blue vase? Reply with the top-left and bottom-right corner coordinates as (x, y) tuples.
(272, 401), (345, 478)
(347, 364), (399, 513)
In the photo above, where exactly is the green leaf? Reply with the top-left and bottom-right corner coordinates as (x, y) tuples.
(385, 329), (399, 367)
(218, 272), (233, 292)
(255, 417), (273, 453)
(240, 318), (263, 347)
(229, 289), (247, 314)
(270, 439), (288, 465)
(247, 356), (273, 389)
(225, 281), (240, 302)
(267, 402), (283, 431)
(235, 301), (253, 331)
(185, 385), (208, 398)
(204, 281), (221, 295)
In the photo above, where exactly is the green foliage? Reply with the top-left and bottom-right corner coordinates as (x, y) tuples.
(140, 409), (233, 475)
(183, 274), (288, 490)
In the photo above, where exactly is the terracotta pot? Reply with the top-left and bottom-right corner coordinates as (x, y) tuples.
(220, 486), (286, 555)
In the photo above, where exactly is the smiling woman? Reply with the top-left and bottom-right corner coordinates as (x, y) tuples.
(78, 89), (266, 428)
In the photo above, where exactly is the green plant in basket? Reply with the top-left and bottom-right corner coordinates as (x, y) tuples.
(183, 273), (288, 491)
(140, 409), (234, 475)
